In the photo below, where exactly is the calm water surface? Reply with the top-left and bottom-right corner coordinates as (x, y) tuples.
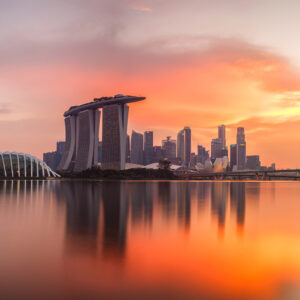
(0, 180), (300, 300)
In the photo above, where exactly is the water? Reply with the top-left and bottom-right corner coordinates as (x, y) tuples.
(0, 180), (300, 300)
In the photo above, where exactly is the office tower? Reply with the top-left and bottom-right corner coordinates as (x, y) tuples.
(183, 127), (191, 166)
(246, 155), (260, 170)
(126, 135), (130, 163)
(153, 146), (164, 162)
(131, 130), (144, 165)
(218, 124), (226, 149)
(197, 145), (209, 165)
(144, 131), (154, 165)
(162, 136), (176, 162)
(177, 129), (184, 163)
(230, 144), (237, 170)
(236, 127), (246, 170)
(58, 95), (145, 172)
(211, 138), (223, 160)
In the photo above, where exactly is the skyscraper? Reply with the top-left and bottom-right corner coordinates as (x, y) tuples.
(197, 145), (209, 165)
(218, 124), (226, 149)
(211, 138), (223, 160)
(184, 127), (191, 167)
(144, 131), (154, 165)
(162, 136), (176, 162)
(126, 135), (130, 163)
(236, 127), (246, 170)
(131, 130), (143, 165)
(177, 129), (184, 163)
(230, 144), (237, 170)
(102, 104), (128, 170)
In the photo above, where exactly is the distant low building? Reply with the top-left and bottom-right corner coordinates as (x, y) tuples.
(162, 136), (176, 163)
(43, 141), (65, 171)
(246, 155), (260, 170)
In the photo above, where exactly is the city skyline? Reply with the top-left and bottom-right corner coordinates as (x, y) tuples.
(2, 1), (300, 168)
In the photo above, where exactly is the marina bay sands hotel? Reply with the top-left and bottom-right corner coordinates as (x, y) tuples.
(57, 94), (145, 172)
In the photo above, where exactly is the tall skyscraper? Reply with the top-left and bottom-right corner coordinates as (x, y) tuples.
(177, 129), (184, 163)
(102, 104), (128, 170)
(230, 144), (237, 170)
(58, 95), (145, 172)
(131, 130), (143, 165)
(162, 136), (176, 162)
(218, 124), (226, 149)
(126, 135), (130, 163)
(183, 127), (191, 166)
(144, 131), (154, 165)
(211, 138), (223, 160)
(236, 127), (246, 170)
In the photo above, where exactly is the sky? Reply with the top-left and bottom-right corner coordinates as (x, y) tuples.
(1, 0), (300, 168)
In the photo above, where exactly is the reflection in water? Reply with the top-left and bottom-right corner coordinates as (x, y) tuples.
(211, 182), (228, 235)
(4, 179), (296, 300)
(230, 182), (246, 230)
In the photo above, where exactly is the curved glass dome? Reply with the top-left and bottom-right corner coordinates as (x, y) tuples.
(0, 152), (60, 178)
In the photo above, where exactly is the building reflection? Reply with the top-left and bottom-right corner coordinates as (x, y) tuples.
(102, 182), (128, 258)
(211, 182), (228, 234)
(0, 180), (262, 248)
(230, 182), (246, 231)
(177, 182), (191, 230)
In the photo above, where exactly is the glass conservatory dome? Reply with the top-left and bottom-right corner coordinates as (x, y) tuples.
(0, 152), (60, 178)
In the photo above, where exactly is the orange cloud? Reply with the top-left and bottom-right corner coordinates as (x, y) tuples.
(1, 37), (300, 167)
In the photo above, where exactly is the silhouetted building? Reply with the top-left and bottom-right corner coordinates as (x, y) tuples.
(177, 129), (184, 163)
(211, 138), (223, 160)
(237, 127), (246, 170)
(190, 153), (197, 168)
(218, 124), (226, 149)
(131, 130), (143, 165)
(144, 131), (154, 165)
(126, 135), (130, 163)
(246, 155), (260, 170)
(184, 127), (191, 167)
(153, 146), (164, 162)
(43, 141), (65, 171)
(162, 136), (176, 162)
(230, 144), (237, 170)
(58, 95), (145, 172)
(197, 145), (209, 164)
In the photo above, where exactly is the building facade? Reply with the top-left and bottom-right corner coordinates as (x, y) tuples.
(218, 124), (226, 149)
(230, 144), (237, 170)
(211, 138), (223, 160)
(102, 104), (128, 170)
(246, 155), (260, 170)
(144, 131), (154, 165)
(162, 136), (176, 162)
(197, 145), (209, 165)
(177, 129), (184, 163)
(131, 130), (144, 165)
(236, 127), (246, 170)
(183, 127), (191, 167)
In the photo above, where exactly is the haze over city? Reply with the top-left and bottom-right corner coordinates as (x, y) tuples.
(1, 0), (300, 168)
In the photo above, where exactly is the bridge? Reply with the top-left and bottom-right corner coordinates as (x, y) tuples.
(176, 169), (300, 180)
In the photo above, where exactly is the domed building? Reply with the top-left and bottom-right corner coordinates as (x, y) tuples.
(0, 152), (60, 178)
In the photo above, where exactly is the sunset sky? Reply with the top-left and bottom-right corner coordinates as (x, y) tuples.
(1, 0), (300, 168)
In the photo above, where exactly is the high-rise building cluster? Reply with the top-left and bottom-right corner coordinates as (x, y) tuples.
(44, 122), (274, 171)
